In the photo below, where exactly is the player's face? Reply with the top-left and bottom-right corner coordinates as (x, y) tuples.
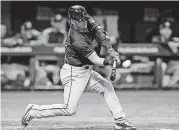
(53, 20), (64, 30)
(159, 27), (172, 39)
(25, 22), (32, 29)
(74, 20), (87, 29)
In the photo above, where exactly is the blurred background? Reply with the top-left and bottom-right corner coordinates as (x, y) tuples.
(1, 1), (179, 90)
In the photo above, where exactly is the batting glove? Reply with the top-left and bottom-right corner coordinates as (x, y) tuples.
(107, 48), (120, 65)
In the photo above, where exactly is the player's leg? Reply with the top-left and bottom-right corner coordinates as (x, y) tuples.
(86, 70), (136, 130)
(86, 70), (126, 120)
(22, 64), (91, 127)
(168, 70), (179, 86)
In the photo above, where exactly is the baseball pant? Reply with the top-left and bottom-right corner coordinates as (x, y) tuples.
(29, 64), (126, 123)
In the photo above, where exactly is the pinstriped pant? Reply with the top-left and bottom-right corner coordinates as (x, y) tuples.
(30, 64), (126, 122)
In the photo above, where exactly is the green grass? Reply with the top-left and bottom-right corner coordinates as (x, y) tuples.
(1, 90), (179, 130)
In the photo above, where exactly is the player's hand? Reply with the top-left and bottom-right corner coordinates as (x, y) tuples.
(110, 55), (120, 66)
(110, 57), (120, 66)
(107, 49), (120, 65)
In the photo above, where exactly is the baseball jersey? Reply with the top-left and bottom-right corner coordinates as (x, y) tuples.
(64, 22), (109, 66)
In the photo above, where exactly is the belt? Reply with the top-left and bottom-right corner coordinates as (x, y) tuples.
(65, 61), (90, 69)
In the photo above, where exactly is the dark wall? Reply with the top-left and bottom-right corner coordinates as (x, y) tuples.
(1, 1), (11, 32)
(4, 1), (179, 42)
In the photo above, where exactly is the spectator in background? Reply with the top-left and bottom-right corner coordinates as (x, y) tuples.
(34, 61), (61, 88)
(150, 20), (173, 44)
(1, 63), (30, 89)
(43, 63), (61, 85)
(148, 19), (179, 87)
(1, 24), (23, 47)
(1, 69), (9, 89)
(41, 13), (67, 44)
(34, 61), (52, 87)
(18, 21), (43, 46)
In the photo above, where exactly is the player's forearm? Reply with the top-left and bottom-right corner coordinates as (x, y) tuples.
(102, 40), (118, 57)
(87, 51), (110, 66)
(92, 57), (105, 66)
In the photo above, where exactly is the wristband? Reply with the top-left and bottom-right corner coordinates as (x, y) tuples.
(103, 59), (110, 65)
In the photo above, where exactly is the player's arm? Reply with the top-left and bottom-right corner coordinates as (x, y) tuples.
(86, 15), (113, 49)
(87, 51), (111, 66)
(86, 15), (120, 63)
(40, 28), (51, 44)
(86, 14), (110, 45)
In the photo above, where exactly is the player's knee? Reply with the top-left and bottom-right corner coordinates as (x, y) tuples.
(97, 79), (114, 95)
(67, 107), (77, 115)
(68, 109), (77, 115)
(105, 80), (113, 87)
(103, 80), (114, 91)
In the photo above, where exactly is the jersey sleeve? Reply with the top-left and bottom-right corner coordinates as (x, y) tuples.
(72, 41), (94, 57)
(87, 17), (110, 44)
(93, 26), (110, 44)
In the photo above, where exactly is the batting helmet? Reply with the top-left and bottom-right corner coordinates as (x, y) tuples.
(68, 5), (87, 22)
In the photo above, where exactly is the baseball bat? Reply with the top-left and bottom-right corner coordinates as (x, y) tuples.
(110, 60), (117, 81)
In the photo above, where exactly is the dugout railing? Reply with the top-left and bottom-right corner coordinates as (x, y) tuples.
(1, 43), (179, 90)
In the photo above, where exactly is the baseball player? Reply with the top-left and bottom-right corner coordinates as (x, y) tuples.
(21, 5), (137, 130)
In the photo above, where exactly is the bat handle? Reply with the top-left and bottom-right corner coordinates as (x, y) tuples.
(110, 60), (117, 81)
(112, 60), (117, 68)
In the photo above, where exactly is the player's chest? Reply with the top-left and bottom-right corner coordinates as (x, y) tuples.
(80, 33), (99, 48)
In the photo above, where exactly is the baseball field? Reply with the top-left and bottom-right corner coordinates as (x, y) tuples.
(1, 90), (179, 130)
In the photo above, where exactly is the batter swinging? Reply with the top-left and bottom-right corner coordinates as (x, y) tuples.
(21, 5), (137, 130)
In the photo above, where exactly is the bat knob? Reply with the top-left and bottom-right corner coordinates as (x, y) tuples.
(110, 69), (116, 81)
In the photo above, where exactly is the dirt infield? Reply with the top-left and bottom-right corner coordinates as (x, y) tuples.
(1, 90), (179, 130)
